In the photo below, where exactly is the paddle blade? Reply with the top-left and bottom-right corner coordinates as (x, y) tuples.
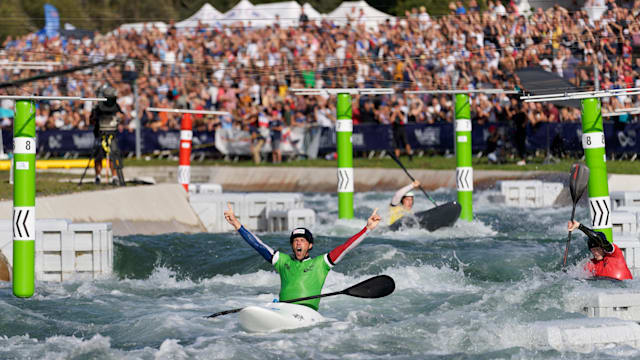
(415, 201), (462, 231)
(343, 275), (395, 299)
(569, 163), (589, 205)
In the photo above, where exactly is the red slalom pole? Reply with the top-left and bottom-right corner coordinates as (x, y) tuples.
(178, 113), (192, 191)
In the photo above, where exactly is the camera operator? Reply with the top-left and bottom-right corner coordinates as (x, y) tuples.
(390, 100), (413, 160)
(90, 86), (125, 185)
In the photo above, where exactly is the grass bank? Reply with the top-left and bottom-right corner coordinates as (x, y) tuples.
(0, 171), (103, 201)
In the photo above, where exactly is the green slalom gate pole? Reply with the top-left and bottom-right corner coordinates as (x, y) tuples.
(455, 94), (473, 221)
(336, 93), (354, 219)
(581, 98), (612, 243)
(13, 100), (36, 298)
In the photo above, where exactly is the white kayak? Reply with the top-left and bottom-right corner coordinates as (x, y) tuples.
(238, 302), (325, 333)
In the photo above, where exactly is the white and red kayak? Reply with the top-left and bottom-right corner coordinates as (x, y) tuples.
(238, 302), (325, 333)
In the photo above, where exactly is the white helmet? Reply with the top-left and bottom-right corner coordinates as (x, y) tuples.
(403, 191), (415, 198)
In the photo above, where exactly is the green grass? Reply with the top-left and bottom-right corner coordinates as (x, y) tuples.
(0, 171), (105, 201)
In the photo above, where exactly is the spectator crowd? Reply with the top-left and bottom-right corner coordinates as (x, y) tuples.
(1, 0), (640, 153)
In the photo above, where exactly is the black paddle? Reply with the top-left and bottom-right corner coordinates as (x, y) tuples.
(562, 163), (590, 268)
(205, 275), (395, 319)
(388, 151), (438, 207)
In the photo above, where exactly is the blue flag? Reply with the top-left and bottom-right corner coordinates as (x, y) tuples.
(44, 4), (60, 38)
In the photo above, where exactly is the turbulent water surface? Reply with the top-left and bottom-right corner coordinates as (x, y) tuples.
(1, 189), (639, 359)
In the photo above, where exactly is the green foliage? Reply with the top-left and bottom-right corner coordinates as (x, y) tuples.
(391, 0), (451, 17)
(0, 0), (498, 42)
(387, 0), (489, 18)
(0, 0), (35, 40)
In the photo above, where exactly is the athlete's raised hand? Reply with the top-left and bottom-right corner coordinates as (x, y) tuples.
(224, 202), (242, 230)
(366, 208), (381, 230)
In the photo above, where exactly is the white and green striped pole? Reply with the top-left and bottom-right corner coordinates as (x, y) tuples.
(521, 89), (640, 242)
(290, 88), (394, 220)
(12, 99), (36, 298)
(1, 95), (105, 298)
(455, 94), (473, 221)
(581, 98), (612, 242)
(405, 90), (518, 220)
(336, 93), (354, 219)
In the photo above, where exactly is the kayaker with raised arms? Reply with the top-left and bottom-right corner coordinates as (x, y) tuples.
(389, 180), (420, 226)
(567, 220), (632, 280)
(223, 203), (381, 310)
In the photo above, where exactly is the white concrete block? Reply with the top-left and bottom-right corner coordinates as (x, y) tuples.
(43, 253), (62, 272)
(611, 191), (640, 210)
(188, 183), (223, 195)
(245, 193), (303, 231)
(267, 208), (316, 232)
(287, 208), (316, 230)
(60, 231), (75, 275)
(615, 235), (640, 278)
(75, 253), (93, 272)
(529, 318), (640, 352)
(616, 206), (640, 231)
(500, 180), (543, 207)
(612, 211), (638, 234)
(189, 194), (247, 232)
(40, 231), (62, 251)
(40, 273), (61, 282)
(0, 219), (113, 281)
(107, 231), (113, 273)
(73, 232), (94, 252)
(190, 193), (305, 232)
(68, 223), (111, 232)
(582, 291), (640, 322)
(36, 219), (69, 232)
(499, 181), (564, 208)
(542, 182), (563, 207)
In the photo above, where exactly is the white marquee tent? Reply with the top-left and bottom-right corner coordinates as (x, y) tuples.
(327, 0), (394, 29)
(118, 1), (392, 31)
(302, 3), (323, 21)
(220, 0), (270, 27)
(176, 3), (223, 29)
(253, 1), (322, 28)
(117, 21), (168, 34)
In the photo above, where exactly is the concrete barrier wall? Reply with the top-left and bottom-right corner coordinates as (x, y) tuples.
(122, 166), (565, 192)
(0, 184), (205, 236)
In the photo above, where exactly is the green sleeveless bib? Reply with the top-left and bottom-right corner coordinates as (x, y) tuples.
(273, 252), (331, 311)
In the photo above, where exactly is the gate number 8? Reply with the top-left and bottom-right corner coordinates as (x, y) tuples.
(586, 134), (604, 146)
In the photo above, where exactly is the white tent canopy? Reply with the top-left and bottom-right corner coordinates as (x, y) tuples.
(166, 1), (393, 30)
(254, 1), (301, 28)
(220, 0), (271, 27)
(252, 2), (323, 27)
(176, 3), (222, 29)
(327, 1), (394, 30)
(302, 3), (322, 21)
(117, 22), (168, 34)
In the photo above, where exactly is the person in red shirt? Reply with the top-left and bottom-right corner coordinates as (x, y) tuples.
(568, 221), (633, 280)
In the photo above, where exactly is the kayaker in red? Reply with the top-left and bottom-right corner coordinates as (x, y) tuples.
(568, 220), (633, 280)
